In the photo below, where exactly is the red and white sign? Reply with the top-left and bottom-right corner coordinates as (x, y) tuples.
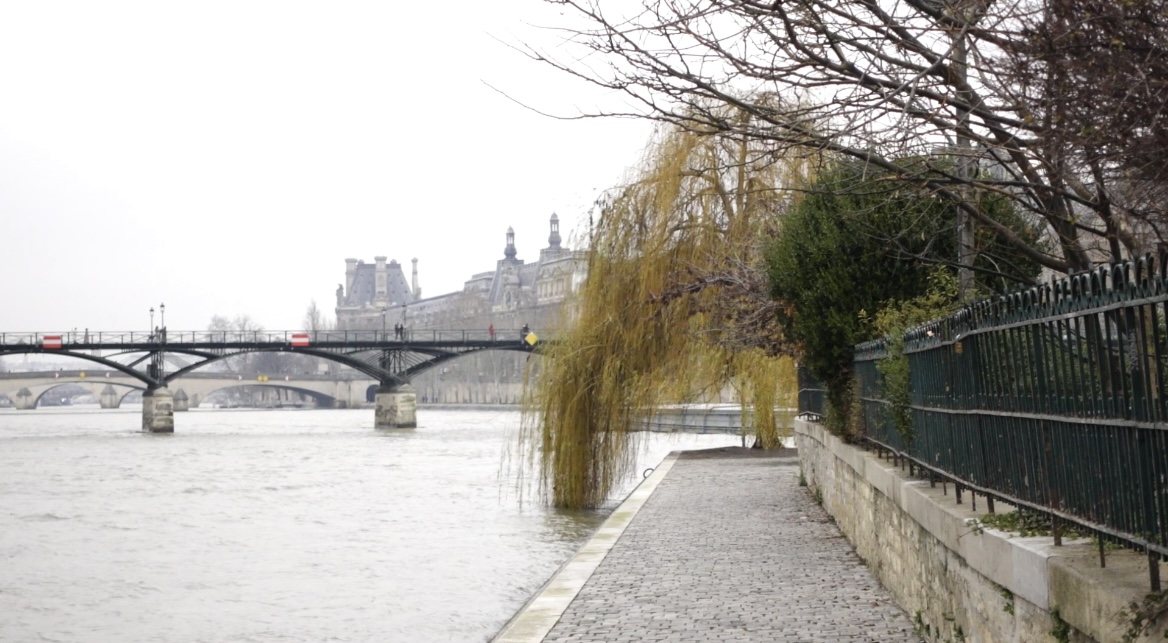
(42, 335), (62, 349)
(291, 332), (311, 347)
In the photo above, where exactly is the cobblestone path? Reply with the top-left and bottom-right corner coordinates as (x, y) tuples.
(541, 450), (923, 642)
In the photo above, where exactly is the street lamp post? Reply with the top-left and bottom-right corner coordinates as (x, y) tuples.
(381, 309), (387, 339)
(147, 305), (161, 380)
(159, 302), (167, 344)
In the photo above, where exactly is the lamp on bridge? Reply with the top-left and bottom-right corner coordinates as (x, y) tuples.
(149, 307), (155, 333)
(160, 303), (166, 330)
(381, 308), (387, 338)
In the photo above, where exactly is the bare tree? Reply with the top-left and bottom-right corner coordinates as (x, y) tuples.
(205, 312), (316, 385)
(206, 314), (262, 335)
(231, 314), (262, 334)
(525, 0), (1168, 272)
(207, 314), (232, 334)
(302, 300), (334, 334)
(206, 315), (253, 373)
(300, 300), (335, 375)
(1002, 0), (1168, 254)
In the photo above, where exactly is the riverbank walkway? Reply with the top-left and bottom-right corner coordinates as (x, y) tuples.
(494, 448), (923, 642)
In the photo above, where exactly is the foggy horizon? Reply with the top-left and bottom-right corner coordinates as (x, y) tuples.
(0, 1), (652, 332)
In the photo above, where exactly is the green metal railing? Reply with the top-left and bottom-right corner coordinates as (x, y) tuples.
(797, 363), (825, 421)
(800, 256), (1168, 590)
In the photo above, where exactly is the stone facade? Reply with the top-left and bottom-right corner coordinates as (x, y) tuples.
(334, 215), (586, 402)
(335, 214), (585, 334)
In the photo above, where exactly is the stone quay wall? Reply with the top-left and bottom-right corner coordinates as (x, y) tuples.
(795, 419), (1166, 643)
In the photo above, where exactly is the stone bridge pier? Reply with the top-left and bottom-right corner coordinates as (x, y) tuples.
(13, 388), (37, 410)
(173, 389), (190, 412)
(100, 385), (122, 409)
(142, 387), (174, 433)
(375, 383), (416, 429)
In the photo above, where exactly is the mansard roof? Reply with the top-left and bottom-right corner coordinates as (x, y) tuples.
(344, 261), (414, 308)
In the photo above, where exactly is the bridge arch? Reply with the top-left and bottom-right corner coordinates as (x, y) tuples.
(191, 382), (338, 408)
(0, 373), (365, 410)
(164, 347), (407, 386)
(404, 345), (546, 405)
(32, 383), (92, 408)
(0, 349), (158, 387)
(161, 344), (540, 387)
(347, 343), (540, 380)
(11, 381), (142, 409)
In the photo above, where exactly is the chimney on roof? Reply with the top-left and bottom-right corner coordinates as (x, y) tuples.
(374, 256), (388, 300)
(548, 213), (561, 249)
(411, 258), (421, 299)
(504, 227), (517, 260)
(344, 258), (358, 298)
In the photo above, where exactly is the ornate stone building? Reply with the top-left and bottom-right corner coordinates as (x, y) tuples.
(335, 214), (585, 335)
(335, 256), (420, 331)
(332, 215), (586, 404)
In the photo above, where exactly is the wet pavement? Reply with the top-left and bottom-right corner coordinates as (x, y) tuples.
(496, 448), (923, 643)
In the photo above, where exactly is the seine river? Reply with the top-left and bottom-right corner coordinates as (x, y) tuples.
(0, 406), (740, 642)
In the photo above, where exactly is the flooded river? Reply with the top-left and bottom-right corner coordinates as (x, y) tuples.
(0, 407), (740, 642)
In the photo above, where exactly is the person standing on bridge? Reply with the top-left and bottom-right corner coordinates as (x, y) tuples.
(520, 324), (530, 344)
(488, 324), (495, 341)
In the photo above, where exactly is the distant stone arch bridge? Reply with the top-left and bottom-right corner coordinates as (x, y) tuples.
(0, 328), (547, 432)
(0, 370), (379, 411)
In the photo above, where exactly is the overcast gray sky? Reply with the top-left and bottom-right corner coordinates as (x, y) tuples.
(0, 1), (652, 332)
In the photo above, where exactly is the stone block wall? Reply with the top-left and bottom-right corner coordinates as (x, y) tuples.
(795, 419), (1165, 643)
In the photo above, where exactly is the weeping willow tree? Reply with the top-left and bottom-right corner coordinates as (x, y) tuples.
(522, 115), (806, 509)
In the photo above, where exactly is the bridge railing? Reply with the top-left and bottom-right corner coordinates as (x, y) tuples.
(0, 329), (551, 347)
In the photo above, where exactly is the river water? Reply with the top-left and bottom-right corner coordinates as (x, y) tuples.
(0, 407), (740, 642)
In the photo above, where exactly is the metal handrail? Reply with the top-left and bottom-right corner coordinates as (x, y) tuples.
(852, 253), (1168, 591)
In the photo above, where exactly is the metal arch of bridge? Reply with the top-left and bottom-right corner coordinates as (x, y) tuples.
(0, 329), (547, 388)
(392, 345), (538, 380)
(164, 347), (400, 385)
(0, 347), (163, 388)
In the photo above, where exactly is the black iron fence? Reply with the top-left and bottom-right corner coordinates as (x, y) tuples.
(797, 363), (825, 421)
(801, 256), (1168, 590)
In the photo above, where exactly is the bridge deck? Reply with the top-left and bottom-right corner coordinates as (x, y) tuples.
(495, 449), (922, 643)
(0, 329), (539, 348)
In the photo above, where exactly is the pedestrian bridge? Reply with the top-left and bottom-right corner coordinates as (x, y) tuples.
(0, 328), (545, 432)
